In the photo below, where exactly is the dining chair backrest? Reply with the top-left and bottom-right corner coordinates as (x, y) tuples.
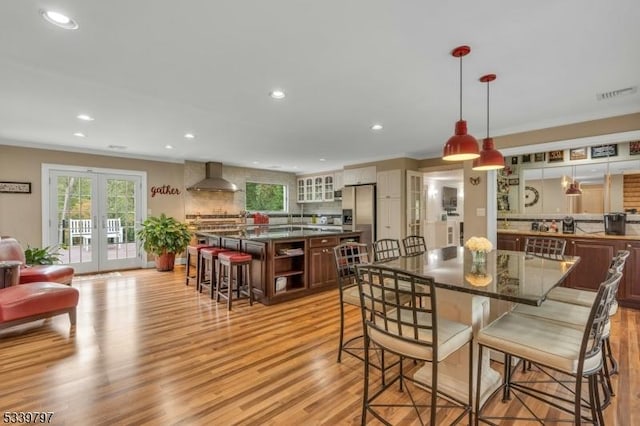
(355, 264), (437, 356)
(333, 242), (370, 290)
(523, 237), (566, 258)
(606, 250), (629, 279)
(580, 272), (623, 368)
(402, 235), (427, 256)
(373, 239), (402, 262)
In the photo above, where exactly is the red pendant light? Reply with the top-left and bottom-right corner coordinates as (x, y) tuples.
(473, 74), (505, 170)
(565, 166), (583, 196)
(442, 45), (480, 161)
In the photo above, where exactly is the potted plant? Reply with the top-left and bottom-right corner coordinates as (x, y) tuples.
(24, 245), (64, 265)
(136, 213), (192, 271)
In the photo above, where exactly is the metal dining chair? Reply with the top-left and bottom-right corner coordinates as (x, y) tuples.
(355, 264), (473, 425)
(475, 271), (623, 425)
(373, 239), (402, 262)
(402, 235), (427, 256)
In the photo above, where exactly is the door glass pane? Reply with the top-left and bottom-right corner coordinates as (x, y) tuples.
(56, 175), (93, 264)
(105, 178), (138, 261)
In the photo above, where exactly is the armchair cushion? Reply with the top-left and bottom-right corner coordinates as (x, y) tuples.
(0, 238), (74, 285)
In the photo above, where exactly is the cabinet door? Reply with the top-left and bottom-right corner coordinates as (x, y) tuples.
(334, 171), (344, 190)
(308, 247), (337, 288)
(621, 241), (640, 309)
(314, 177), (324, 202)
(297, 178), (305, 203)
(565, 238), (621, 291)
(377, 197), (402, 240)
(323, 175), (334, 201)
(377, 169), (402, 199)
(497, 234), (522, 251)
(305, 178), (313, 202)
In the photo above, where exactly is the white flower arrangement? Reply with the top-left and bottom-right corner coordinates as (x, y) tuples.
(464, 236), (493, 253)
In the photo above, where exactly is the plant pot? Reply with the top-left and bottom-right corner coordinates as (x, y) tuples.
(155, 252), (176, 272)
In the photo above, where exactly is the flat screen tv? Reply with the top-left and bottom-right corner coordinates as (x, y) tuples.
(442, 186), (457, 210)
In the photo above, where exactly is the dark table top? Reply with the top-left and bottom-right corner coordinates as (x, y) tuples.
(198, 225), (359, 241)
(378, 246), (581, 306)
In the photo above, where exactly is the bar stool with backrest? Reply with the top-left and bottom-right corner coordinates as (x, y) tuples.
(355, 264), (473, 425)
(216, 251), (253, 310)
(402, 235), (427, 256)
(199, 246), (232, 299)
(373, 238), (402, 262)
(475, 271), (622, 425)
(185, 244), (211, 288)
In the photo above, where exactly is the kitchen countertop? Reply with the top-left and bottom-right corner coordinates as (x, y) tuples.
(197, 225), (357, 241)
(498, 228), (640, 241)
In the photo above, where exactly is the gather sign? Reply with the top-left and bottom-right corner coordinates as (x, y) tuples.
(151, 185), (181, 197)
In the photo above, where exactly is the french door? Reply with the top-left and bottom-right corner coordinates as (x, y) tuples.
(43, 165), (146, 274)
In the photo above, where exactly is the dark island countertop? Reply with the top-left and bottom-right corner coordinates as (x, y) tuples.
(197, 225), (359, 242)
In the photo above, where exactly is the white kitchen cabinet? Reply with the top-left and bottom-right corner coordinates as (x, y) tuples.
(323, 175), (334, 201)
(343, 166), (377, 186)
(377, 169), (402, 199)
(297, 173), (336, 203)
(297, 179), (305, 202)
(377, 197), (402, 240)
(334, 171), (343, 190)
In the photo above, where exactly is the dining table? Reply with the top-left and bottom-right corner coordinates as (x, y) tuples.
(377, 246), (581, 406)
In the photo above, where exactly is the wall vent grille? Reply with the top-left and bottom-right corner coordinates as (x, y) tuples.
(596, 86), (637, 101)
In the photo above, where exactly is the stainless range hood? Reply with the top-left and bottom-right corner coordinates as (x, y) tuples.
(187, 162), (238, 192)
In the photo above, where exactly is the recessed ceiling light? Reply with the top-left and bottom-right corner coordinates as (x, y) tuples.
(40, 10), (78, 30)
(184, 133), (195, 139)
(252, 161), (260, 164)
(77, 114), (94, 121)
(73, 132), (85, 138)
(269, 89), (286, 99)
(319, 158), (326, 162)
(165, 145), (173, 149)
(371, 124), (383, 131)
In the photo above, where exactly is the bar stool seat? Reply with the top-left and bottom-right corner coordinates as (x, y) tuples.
(185, 244), (211, 288)
(199, 247), (231, 298)
(217, 251), (253, 310)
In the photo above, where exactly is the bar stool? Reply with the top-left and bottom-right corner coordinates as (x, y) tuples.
(199, 247), (231, 298)
(217, 251), (253, 310)
(185, 244), (210, 287)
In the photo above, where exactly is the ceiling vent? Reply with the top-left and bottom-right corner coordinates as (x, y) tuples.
(596, 86), (637, 101)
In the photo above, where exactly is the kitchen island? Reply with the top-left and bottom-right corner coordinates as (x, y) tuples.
(197, 226), (361, 305)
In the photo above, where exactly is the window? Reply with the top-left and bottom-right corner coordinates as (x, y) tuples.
(245, 182), (287, 212)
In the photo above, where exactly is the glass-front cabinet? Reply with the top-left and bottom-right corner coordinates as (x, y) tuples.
(297, 173), (336, 203)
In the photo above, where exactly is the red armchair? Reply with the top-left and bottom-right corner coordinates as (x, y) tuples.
(0, 238), (74, 285)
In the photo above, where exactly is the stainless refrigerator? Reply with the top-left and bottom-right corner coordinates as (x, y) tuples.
(341, 184), (376, 246)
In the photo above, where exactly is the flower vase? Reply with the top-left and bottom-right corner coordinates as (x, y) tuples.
(471, 250), (487, 266)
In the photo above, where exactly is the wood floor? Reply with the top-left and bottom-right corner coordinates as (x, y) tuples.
(0, 267), (637, 425)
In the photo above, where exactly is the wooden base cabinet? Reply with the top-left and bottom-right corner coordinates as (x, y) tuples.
(496, 234), (523, 252)
(308, 236), (339, 289)
(564, 238), (620, 292)
(622, 241), (640, 307)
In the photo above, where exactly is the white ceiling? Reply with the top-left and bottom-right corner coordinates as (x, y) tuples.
(1, 1), (639, 174)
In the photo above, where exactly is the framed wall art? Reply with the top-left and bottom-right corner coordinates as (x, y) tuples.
(591, 144), (618, 159)
(630, 141), (640, 156)
(522, 154), (531, 163)
(548, 150), (564, 162)
(534, 152), (545, 162)
(570, 147), (588, 160)
(0, 181), (31, 194)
